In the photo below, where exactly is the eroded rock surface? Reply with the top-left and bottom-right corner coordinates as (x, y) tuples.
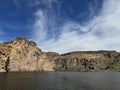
(0, 37), (58, 72)
(55, 51), (120, 71)
(0, 38), (120, 72)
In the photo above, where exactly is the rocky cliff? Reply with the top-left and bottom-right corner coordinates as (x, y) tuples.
(0, 37), (59, 72)
(55, 51), (120, 72)
(0, 38), (120, 72)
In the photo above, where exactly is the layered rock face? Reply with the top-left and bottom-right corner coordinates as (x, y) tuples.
(0, 37), (58, 72)
(0, 38), (120, 72)
(55, 51), (120, 71)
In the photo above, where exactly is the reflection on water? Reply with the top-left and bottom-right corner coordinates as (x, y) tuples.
(0, 72), (120, 90)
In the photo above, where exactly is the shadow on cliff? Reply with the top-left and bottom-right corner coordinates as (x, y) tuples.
(5, 56), (10, 72)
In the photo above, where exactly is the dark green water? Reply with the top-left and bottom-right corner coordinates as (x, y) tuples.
(0, 72), (120, 90)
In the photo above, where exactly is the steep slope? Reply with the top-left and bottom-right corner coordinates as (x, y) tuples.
(0, 37), (120, 72)
(0, 37), (59, 72)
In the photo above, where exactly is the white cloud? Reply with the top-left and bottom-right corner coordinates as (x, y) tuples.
(31, 0), (60, 42)
(40, 0), (59, 8)
(32, 0), (120, 54)
(13, 0), (59, 8)
(32, 10), (47, 42)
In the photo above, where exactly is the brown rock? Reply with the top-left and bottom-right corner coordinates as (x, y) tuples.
(0, 38), (120, 72)
(0, 37), (57, 72)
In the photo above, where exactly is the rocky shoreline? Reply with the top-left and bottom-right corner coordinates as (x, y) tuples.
(0, 37), (120, 72)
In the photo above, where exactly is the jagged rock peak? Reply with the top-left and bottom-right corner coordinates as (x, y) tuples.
(12, 37), (37, 47)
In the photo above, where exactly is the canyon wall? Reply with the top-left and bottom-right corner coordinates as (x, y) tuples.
(0, 38), (120, 72)
(0, 37), (58, 72)
(55, 51), (120, 71)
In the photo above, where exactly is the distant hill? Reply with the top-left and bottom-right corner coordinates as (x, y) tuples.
(0, 37), (120, 72)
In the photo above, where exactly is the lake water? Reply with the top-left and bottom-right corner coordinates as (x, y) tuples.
(0, 72), (120, 90)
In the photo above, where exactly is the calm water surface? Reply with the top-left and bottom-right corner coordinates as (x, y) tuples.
(0, 72), (120, 90)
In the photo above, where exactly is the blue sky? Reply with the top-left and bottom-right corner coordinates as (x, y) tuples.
(0, 0), (120, 53)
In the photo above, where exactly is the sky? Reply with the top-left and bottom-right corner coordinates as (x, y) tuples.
(0, 0), (120, 54)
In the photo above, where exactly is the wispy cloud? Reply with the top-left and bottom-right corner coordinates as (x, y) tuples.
(32, 10), (47, 42)
(32, 0), (120, 54)
(12, 0), (59, 9)
(31, 0), (60, 42)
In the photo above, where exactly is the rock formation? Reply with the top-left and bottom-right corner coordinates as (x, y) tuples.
(0, 37), (59, 72)
(0, 37), (120, 72)
(55, 51), (120, 71)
